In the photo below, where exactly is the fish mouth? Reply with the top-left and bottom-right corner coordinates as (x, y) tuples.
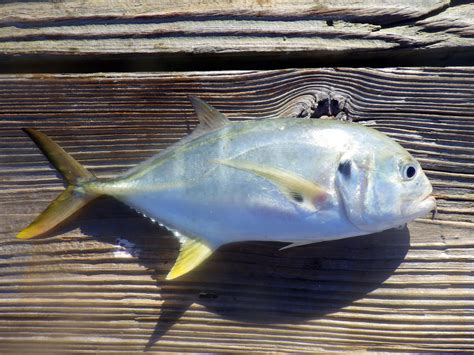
(404, 193), (437, 221)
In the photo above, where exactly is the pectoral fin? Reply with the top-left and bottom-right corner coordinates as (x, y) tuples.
(279, 241), (316, 251)
(166, 234), (214, 280)
(215, 159), (330, 212)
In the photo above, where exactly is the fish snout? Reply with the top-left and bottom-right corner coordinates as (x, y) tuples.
(404, 193), (436, 221)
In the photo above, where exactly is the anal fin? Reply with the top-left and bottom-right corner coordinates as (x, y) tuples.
(166, 234), (214, 280)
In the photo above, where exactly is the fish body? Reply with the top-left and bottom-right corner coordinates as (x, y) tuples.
(94, 119), (388, 245)
(18, 97), (436, 279)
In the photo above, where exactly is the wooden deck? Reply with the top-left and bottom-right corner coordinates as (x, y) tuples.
(0, 0), (473, 353)
(0, 68), (473, 352)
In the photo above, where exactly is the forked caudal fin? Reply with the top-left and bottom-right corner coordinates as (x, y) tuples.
(17, 129), (100, 240)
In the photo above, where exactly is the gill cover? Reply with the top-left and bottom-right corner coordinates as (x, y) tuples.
(335, 151), (377, 232)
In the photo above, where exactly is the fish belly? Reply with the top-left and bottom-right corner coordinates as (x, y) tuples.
(117, 172), (359, 248)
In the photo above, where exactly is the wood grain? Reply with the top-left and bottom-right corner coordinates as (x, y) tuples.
(0, 0), (472, 63)
(0, 68), (473, 353)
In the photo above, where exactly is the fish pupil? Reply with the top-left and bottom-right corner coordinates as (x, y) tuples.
(338, 159), (351, 177)
(406, 166), (416, 178)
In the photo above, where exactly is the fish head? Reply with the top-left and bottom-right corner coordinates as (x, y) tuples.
(335, 133), (435, 233)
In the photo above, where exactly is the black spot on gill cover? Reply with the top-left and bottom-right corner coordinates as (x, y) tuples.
(338, 159), (351, 177)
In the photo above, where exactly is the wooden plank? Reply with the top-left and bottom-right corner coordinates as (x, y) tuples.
(0, 0), (472, 62)
(0, 0), (450, 23)
(0, 68), (473, 352)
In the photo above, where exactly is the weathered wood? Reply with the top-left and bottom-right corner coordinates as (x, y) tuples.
(0, 68), (473, 352)
(0, 0), (472, 63)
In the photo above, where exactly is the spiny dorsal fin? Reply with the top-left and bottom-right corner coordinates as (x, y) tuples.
(189, 96), (230, 133)
(215, 159), (330, 213)
(166, 234), (214, 280)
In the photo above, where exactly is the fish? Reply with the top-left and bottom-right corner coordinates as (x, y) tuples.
(17, 96), (436, 280)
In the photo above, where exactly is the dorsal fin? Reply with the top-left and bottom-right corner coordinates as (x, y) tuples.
(189, 96), (230, 134)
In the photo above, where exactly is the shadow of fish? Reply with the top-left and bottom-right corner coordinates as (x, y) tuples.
(17, 96), (436, 280)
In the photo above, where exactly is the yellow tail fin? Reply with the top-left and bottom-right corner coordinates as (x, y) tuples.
(17, 129), (99, 240)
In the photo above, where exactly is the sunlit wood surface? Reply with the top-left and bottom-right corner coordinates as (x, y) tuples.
(0, 68), (473, 352)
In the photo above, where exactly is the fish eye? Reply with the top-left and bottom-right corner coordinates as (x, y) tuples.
(401, 163), (417, 181)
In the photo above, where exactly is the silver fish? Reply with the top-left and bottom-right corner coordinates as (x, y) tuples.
(18, 97), (436, 279)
